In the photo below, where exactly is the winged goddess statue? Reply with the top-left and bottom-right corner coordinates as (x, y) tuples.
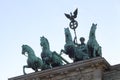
(64, 8), (78, 43)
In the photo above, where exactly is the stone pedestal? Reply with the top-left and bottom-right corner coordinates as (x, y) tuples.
(8, 57), (110, 80)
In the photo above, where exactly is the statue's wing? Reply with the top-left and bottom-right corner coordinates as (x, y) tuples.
(64, 13), (71, 19)
(73, 8), (78, 18)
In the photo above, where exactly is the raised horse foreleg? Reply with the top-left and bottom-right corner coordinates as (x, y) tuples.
(23, 65), (30, 75)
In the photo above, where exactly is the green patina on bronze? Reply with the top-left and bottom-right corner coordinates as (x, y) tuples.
(60, 28), (89, 62)
(21, 8), (102, 75)
(22, 45), (49, 75)
(87, 23), (102, 58)
(40, 36), (69, 68)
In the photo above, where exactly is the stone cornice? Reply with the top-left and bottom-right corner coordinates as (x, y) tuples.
(8, 57), (110, 80)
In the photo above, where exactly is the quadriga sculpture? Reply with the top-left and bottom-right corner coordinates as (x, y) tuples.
(22, 45), (48, 74)
(40, 36), (63, 68)
(60, 28), (89, 62)
(87, 23), (102, 58)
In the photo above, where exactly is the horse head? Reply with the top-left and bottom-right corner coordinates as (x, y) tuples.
(89, 23), (97, 38)
(22, 45), (35, 57)
(22, 45), (28, 55)
(40, 36), (50, 50)
(64, 27), (73, 43)
(91, 23), (97, 30)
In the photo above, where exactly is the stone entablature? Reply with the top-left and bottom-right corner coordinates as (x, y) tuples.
(8, 57), (110, 80)
(103, 64), (120, 80)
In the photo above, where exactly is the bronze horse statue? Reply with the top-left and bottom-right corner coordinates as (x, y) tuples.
(22, 45), (46, 74)
(40, 36), (64, 68)
(87, 23), (102, 58)
(60, 28), (89, 62)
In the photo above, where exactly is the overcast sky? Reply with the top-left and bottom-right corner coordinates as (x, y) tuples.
(0, 0), (120, 80)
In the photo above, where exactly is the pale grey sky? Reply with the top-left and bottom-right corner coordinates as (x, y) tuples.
(0, 0), (120, 80)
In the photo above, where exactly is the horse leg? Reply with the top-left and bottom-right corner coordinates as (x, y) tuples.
(35, 69), (38, 72)
(93, 48), (96, 57)
(83, 53), (89, 60)
(23, 65), (30, 75)
(98, 46), (102, 57)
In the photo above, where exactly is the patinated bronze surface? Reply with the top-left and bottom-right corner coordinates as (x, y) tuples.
(21, 9), (102, 75)
(22, 45), (48, 74)
(87, 23), (102, 58)
(60, 28), (89, 62)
